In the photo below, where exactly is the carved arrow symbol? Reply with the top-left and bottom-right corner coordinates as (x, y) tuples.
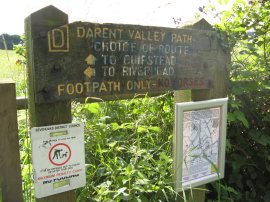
(84, 67), (95, 78)
(84, 54), (96, 78)
(85, 54), (96, 65)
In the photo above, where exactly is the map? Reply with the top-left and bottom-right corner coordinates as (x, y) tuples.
(182, 107), (221, 184)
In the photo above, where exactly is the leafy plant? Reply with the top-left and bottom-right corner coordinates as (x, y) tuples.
(5, 1), (270, 201)
(205, 0), (270, 201)
(73, 93), (182, 201)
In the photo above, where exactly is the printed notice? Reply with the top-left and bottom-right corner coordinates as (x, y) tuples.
(30, 123), (86, 198)
(182, 107), (221, 185)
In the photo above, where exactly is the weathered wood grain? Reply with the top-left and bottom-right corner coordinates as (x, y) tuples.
(25, 6), (76, 202)
(31, 14), (223, 103)
(173, 19), (230, 202)
(0, 79), (23, 202)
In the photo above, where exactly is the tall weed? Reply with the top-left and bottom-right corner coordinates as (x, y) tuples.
(204, 0), (270, 201)
(73, 93), (181, 201)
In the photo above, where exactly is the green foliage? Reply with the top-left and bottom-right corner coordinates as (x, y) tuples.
(73, 93), (180, 201)
(12, 36), (27, 96)
(16, 109), (35, 201)
(206, 0), (270, 201)
(4, 1), (270, 200)
(0, 33), (22, 50)
(0, 41), (26, 97)
(0, 37), (32, 200)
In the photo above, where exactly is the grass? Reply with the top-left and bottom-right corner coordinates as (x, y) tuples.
(0, 49), (18, 77)
(0, 49), (26, 96)
(72, 94), (178, 201)
(0, 49), (33, 200)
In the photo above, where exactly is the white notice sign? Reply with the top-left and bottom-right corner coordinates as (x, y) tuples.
(31, 123), (86, 198)
(174, 98), (228, 191)
(182, 108), (220, 185)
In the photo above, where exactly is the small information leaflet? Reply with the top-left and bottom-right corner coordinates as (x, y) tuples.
(182, 107), (221, 184)
(30, 123), (86, 198)
(174, 98), (228, 191)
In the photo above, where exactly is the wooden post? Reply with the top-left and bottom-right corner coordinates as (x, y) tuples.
(16, 96), (28, 110)
(174, 19), (230, 201)
(25, 6), (76, 202)
(0, 79), (23, 202)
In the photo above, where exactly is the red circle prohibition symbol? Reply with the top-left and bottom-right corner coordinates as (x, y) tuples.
(49, 143), (72, 166)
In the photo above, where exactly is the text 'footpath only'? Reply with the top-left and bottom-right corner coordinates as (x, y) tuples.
(32, 21), (219, 103)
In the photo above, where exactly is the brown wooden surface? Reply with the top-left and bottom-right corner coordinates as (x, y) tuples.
(0, 79), (23, 202)
(31, 14), (222, 103)
(173, 19), (230, 202)
(25, 6), (76, 202)
(16, 96), (28, 110)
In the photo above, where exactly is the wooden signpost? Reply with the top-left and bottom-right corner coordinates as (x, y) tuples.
(25, 6), (76, 202)
(25, 5), (229, 202)
(27, 6), (221, 104)
(0, 80), (23, 202)
(173, 20), (229, 202)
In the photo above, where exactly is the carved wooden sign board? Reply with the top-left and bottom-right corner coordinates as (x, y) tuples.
(30, 6), (221, 103)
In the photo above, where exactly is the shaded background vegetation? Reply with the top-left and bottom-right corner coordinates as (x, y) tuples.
(204, 0), (270, 201)
(0, 34), (22, 50)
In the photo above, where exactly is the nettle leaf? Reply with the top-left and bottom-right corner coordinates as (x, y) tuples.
(117, 187), (127, 194)
(121, 192), (132, 201)
(137, 126), (149, 133)
(231, 154), (246, 171)
(136, 178), (150, 185)
(137, 171), (148, 180)
(159, 152), (172, 163)
(120, 122), (134, 129)
(249, 131), (270, 146)
(108, 141), (117, 148)
(113, 187), (128, 199)
(230, 100), (241, 109)
(227, 112), (236, 123)
(233, 110), (249, 128)
(85, 103), (100, 114)
(221, 184), (239, 195)
(148, 126), (161, 133)
(233, 27), (246, 32)
(125, 164), (133, 175)
(121, 176), (130, 185)
(110, 122), (120, 131)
